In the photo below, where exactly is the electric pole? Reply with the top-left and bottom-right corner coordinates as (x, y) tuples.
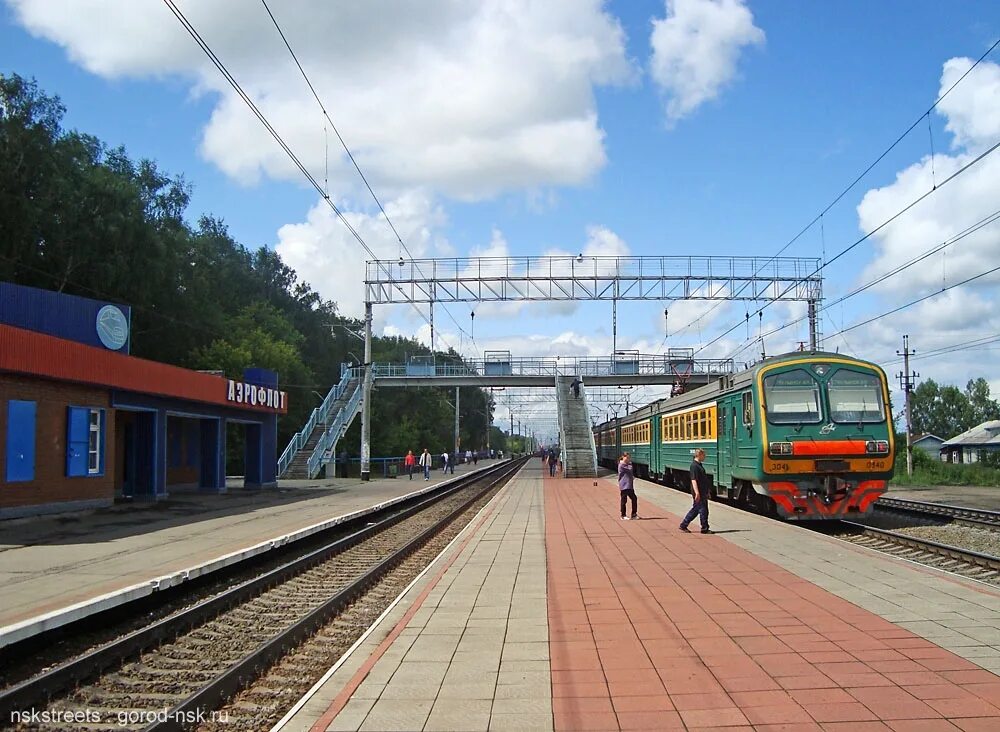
(454, 386), (460, 458)
(896, 335), (919, 477)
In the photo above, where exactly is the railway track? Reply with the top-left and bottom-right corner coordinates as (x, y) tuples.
(2, 458), (527, 732)
(831, 520), (1000, 586)
(875, 496), (1000, 530)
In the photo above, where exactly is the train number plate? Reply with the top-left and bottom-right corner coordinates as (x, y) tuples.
(815, 459), (849, 472)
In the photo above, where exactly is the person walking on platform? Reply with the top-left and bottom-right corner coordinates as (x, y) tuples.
(441, 451), (449, 472)
(419, 448), (432, 480)
(680, 448), (712, 533)
(548, 449), (558, 477)
(618, 452), (638, 520)
(404, 450), (416, 480)
(337, 449), (349, 479)
(570, 377), (582, 398)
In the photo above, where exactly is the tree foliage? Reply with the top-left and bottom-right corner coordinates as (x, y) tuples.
(910, 377), (1000, 439)
(0, 73), (496, 461)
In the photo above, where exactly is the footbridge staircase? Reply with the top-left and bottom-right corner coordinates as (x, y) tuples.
(555, 375), (598, 478)
(278, 369), (362, 479)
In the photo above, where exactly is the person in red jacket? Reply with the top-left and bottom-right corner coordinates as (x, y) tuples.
(404, 450), (416, 480)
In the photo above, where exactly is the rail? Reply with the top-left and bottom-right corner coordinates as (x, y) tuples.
(0, 458), (529, 726)
(839, 520), (1000, 575)
(876, 497), (1000, 529)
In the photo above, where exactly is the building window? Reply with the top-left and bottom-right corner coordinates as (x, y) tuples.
(88, 410), (101, 474)
(67, 406), (105, 477)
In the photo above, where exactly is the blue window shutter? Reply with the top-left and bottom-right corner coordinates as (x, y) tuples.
(5, 400), (36, 482)
(66, 407), (89, 477)
(98, 409), (107, 476)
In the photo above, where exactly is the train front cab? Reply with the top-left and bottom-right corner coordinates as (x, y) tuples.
(738, 356), (895, 519)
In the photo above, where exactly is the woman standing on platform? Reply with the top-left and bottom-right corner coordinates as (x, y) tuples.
(404, 450), (416, 480)
(618, 453), (639, 520)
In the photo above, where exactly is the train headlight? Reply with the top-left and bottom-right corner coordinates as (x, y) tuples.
(866, 440), (890, 454)
(769, 441), (793, 455)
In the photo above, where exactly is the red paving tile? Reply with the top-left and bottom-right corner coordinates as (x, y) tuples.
(544, 476), (1000, 730)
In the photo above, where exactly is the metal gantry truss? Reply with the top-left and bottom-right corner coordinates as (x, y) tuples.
(367, 255), (823, 304)
(357, 255), (824, 480)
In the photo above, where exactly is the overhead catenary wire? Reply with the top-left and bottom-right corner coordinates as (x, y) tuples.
(882, 333), (1000, 367)
(824, 262), (1000, 341)
(163, 0), (477, 367)
(699, 137), (1000, 358)
(724, 207), (1000, 356)
(675, 37), (1000, 350)
(259, 0), (480, 358)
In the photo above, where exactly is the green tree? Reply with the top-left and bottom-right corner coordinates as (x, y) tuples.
(964, 377), (1000, 426)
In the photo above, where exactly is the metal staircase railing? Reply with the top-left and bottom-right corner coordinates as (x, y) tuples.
(277, 367), (356, 478)
(306, 383), (363, 479)
(555, 375), (597, 477)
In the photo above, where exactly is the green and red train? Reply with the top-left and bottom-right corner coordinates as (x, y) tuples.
(594, 351), (895, 519)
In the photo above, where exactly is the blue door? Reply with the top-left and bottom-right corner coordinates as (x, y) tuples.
(5, 400), (36, 482)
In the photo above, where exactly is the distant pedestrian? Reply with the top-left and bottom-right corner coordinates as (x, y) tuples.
(548, 450), (557, 477)
(419, 448), (432, 480)
(465, 449), (472, 465)
(404, 450), (416, 480)
(473, 451), (478, 465)
(570, 377), (582, 398)
(441, 451), (449, 472)
(338, 449), (349, 479)
(680, 448), (711, 533)
(618, 453), (638, 520)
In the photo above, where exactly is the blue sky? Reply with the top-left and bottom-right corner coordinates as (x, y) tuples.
(3, 0), (999, 436)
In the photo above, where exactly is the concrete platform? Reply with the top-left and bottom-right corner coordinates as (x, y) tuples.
(0, 462), (496, 648)
(282, 463), (1000, 731)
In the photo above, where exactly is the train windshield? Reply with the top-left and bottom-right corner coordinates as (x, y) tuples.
(762, 368), (822, 424)
(827, 369), (885, 423)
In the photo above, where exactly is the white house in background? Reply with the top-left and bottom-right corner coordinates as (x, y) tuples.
(940, 421), (1000, 464)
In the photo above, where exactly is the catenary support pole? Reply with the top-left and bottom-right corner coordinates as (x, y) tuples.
(360, 301), (373, 481)
(808, 299), (818, 350)
(454, 386), (460, 458)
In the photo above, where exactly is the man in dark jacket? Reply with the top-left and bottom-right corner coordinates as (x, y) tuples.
(679, 448), (711, 533)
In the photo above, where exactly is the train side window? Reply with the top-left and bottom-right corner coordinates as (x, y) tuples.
(742, 392), (754, 426)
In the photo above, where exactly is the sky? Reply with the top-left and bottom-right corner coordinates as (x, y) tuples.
(3, 0), (999, 443)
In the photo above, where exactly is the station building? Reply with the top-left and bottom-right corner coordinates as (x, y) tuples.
(0, 282), (287, 518)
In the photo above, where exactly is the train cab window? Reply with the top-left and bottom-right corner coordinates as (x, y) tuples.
(741, 392), (755, 426)
(762, 369), (821, 424)
(828, 369), (885, 423)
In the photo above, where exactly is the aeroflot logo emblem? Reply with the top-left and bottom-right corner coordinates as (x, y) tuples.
(819, 423), (836, 435)
(227, 380), (287, 410)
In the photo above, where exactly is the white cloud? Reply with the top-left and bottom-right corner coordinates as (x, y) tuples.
(857, 59), (1000, 299)
(274, 191), (446, 319)
(10, 0), (636, 198)
(648, 0), (764, 124)
(830, 57), (1000, 404)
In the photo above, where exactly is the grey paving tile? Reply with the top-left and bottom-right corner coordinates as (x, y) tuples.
(325, 698), (376, 732)
(358, 699), (433, 731)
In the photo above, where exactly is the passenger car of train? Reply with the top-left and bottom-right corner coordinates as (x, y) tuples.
(594, 351), (895, 519)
